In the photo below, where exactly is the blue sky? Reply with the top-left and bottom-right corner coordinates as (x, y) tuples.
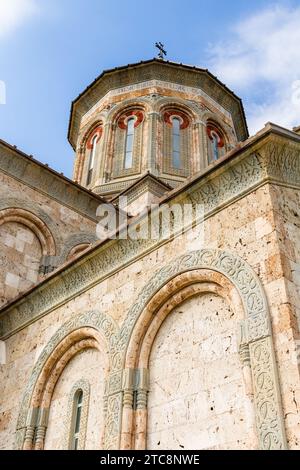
(0, 0), (299, 177)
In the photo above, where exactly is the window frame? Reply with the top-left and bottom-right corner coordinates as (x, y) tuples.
(171, 116), (181, 169)
(124, 117), (135, 170)
(207, 123), (226, 163)
(87, 134), (98, 185)
(70, 389), (83, 450)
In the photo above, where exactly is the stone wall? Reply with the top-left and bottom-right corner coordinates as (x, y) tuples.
(44, 348), (108, 450)
(0, 178), (299, 449)
(147, 294), (257, 450)
(0, 170), (98, 306)
(0, 222), (42, 306)
(267, 184), (300, 448)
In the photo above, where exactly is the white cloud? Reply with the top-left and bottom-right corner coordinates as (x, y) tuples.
(0, 0), (38, 38)
(208, 4), (300, 134)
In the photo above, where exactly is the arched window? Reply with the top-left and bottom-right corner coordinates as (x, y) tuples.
(211, 131), (219, 161)
(163, 110), (190, 175)
(70, 389), (83, 450)
(114, 110), (144, 177)
(87, 135), (97, 185)
(172, 117), (181, 168)
(207, 124), (226, 162)
(124, 117), (135, 169)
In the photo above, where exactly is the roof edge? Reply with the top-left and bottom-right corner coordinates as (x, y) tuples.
(67, 58), (249, 149)
(0, 138), (107, 204)
(1, 121), (297, 316)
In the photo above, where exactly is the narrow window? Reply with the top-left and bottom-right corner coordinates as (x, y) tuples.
(71, 389), (83, 450)
(124, 117), (135, 169)
(87, 135), (97, 185)
(211, 131), (219, 161)
(172, 117), (181, 168)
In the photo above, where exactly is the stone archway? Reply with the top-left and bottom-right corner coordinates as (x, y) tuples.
(15, 311), (119, 450)
(114, 249), (286, 450)
(0, 208), (56, 257)
(0, 207), (57, 305)
(15, 249), (287, 451)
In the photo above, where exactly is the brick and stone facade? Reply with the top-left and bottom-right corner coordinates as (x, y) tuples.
(0, 59), (299, 450)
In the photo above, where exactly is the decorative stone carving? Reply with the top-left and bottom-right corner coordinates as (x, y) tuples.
(15, 311), (119, 450)
(249, 338), (287, 450)
(2, 138), (300, 340)
(0, 144), (102, 220)
(15, 250), (287, 450)
(116, 250), (286, 450)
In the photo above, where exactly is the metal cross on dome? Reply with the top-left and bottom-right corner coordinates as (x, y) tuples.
(155, 42), (167, 60)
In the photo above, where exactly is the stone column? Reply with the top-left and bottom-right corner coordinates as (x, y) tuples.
(146, 112), (160, 175)
(238, 317), (287, 450)
(103, 370), (123, 450)
(106, 123), (117, 182)
(239, 342), (258, 447)
(134, 368), (149, 450)
(23, 408), (38, 450)
(120, 368), (135, 449)
(97, 121), (113, 186)
(194, 120), (208, 173)
(73, 145), (85, 183)
(239, 343), (253, 396)
(34, 408), (49, 450)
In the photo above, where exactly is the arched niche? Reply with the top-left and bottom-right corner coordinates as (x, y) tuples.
(117, 250), (286, 451)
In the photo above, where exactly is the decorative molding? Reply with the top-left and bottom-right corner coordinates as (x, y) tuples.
(83, 80), (231, 123)
(118, 250), (286, 450)
(263, 140), (300, 186)
(15, 311), (119, 438)
(0, 198), (62, 253)
(249, 338), (287, 450)
(0, 144), (101, 221)
(60, 232), (99, 261)
(116, 249), (270, 356)
(114, 250), (286, 450)
(1, 138), (300, 340)
(115, 175), (170, 208)
(15, 250), (287, 450)
(94, 178), (140, 195)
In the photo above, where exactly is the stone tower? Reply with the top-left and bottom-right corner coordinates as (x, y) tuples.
(1, 58), (300, 452)
(69, 59), (248, 208)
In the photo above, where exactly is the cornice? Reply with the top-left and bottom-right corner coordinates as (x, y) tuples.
(0, 140), (105, 221)
(68, 59), (249, 148)
(1, 128), (299, 339)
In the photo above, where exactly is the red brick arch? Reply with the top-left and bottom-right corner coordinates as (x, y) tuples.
(118, 110), (144, 130)
(86, 126), (103, 150)
(163, 109), (190, 130)
(207, 122), (226, 148)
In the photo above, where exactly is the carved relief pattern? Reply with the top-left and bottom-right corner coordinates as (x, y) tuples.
(103, 392), (123, 450)
(14, 249), (287, 450)
(15, 311), (119, 434)
(0, 151), (265, 340)
(0, 147), (101, 219)
(250, 338), (287, 450)
(117, 249), (269, 354)
(265, 141), (300, 185)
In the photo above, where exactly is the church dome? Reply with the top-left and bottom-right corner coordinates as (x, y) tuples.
(69, 59), (248, 199)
